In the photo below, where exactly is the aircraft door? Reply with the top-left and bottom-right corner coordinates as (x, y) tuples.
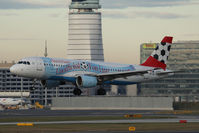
(35, 61), (45, 78)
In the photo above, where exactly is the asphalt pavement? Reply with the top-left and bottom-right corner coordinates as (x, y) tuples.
(0, 109), (156, 118)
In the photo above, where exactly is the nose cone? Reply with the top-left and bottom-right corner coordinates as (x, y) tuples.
(10, 65), (18, 75)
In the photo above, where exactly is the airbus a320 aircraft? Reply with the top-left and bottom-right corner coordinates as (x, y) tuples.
(10, 36), (174, 96)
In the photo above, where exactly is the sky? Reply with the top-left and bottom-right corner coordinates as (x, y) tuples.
(0, 0), (199, 64)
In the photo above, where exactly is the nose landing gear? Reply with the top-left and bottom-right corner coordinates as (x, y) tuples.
(30, 79), (37, 91)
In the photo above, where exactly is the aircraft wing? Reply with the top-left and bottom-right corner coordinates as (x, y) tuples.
(156, 71), (174, 76)
(156, 70), (183, 76)
(95, 68), (160, 81)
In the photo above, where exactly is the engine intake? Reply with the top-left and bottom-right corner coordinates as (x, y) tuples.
(76, 75), (97, 88)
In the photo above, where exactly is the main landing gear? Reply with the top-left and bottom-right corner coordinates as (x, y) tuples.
(73, 88), (82, 96)
(73, 86), (106, 96)
(97, 87), (106, 95)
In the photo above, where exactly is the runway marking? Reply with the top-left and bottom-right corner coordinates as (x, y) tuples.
(17, 123), (33, 126)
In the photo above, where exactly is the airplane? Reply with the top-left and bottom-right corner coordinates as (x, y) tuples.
(10, 36), (174, 96)
(0, 98), (24, 109)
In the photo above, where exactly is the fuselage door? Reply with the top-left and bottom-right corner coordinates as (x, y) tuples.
(37, 61), (44, 78)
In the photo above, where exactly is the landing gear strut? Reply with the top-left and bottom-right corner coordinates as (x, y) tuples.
(30, 79), (37, 91)
(73, 88), (82, 96)
(97, 88), (106, 95)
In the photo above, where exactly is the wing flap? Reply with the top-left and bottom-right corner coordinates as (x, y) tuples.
(96, 68), (159, 81)
(156, 70), (183, 76)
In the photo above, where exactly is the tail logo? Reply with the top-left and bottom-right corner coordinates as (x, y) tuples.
(151, 42), (171, 64)
(141, 36), (173, 70)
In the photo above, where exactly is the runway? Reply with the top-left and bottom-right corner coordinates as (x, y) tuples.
(0, 118), (199, 125)
(67, 131), (199, 133)
(0, 109), (156, 118)
(0, 109), (199, 133)
(0, 110), (199, 133)
(1, 109), (199, 119)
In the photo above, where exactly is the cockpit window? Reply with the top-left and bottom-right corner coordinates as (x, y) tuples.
(17, 61), (31, 65)
(18, 61), (23, 64)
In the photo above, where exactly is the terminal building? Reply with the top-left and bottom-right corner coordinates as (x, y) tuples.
(138, 41), (199, 102)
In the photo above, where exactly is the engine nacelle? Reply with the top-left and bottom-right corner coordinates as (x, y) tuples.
(76, 75), (98, 88)
(41, 80), (64, 88)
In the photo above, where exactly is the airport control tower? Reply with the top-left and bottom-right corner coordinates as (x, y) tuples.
(67, 0), (104, 61)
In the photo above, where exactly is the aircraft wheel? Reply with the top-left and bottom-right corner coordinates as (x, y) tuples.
(97, 88), (106, 95)
(73, 89), (82, 96)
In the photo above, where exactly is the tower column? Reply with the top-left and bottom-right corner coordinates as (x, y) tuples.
(67, 0), (104, 61)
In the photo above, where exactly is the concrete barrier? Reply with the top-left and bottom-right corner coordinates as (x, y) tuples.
(51, 96), (173, 110)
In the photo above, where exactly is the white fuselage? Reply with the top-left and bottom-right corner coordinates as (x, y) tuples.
(0, 98), (23, 106)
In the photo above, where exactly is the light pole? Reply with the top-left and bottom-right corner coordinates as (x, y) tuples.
(45, 87), (47, 107)
(20, 77), (23, 107)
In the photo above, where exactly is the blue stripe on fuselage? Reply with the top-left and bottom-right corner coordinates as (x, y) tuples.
(40, 57), (137, 86)
(41, 57), (136, 75)
(41, 57), (56, 77)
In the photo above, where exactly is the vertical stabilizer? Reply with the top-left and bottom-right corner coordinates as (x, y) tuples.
(141, 36), (173, 70)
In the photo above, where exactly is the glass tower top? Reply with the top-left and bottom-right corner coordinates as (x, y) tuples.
(70, 0), (101, 9)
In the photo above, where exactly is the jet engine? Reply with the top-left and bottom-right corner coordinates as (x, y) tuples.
(76, 75), (98, 88)
(41, 80), (64, 88)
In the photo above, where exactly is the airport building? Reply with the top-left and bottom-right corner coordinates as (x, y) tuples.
(0, 63), (74, 104)
(138, 41), (199, 102)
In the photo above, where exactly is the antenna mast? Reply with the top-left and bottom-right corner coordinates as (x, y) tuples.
(44, 40), (48, 57)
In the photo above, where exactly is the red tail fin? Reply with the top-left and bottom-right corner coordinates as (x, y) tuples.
(141, 36), (173, 70)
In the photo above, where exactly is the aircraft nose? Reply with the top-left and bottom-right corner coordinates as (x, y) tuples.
(10, 65), (18, 75)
